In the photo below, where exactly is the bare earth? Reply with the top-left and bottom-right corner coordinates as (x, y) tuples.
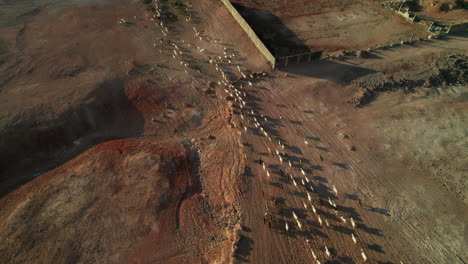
(0, 0), (466, 264)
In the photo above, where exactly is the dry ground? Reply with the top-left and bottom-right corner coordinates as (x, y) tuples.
(0, 0), (466, 264)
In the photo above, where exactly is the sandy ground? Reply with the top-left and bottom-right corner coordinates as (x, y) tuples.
(232, 0), (429, 55)
(0, 0), (466, 263)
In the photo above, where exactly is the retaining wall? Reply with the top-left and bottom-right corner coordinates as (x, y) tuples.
(220, 0), (276, 69)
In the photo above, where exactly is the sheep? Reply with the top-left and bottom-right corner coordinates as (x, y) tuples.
(328, 197), (333, 206)
(318, 215), (323, 226)
(279, 156), (283, 163)
(305, 177), (310, 183)
(351, 233), (357, 244)
(288, 161), (292, 167)
(237, 65), (241, 72)
(307, 193), (312, 201)
(325, 219), (330, 227)
(248, 81), (252, 86)
(303, 201), (308, 209)
(350, 217), (356, 229)
(324, 246), (331, 258)
(262, 163), (266, 170)
(340, 216), (346, 223)
(285, 222), (289, 232)
(361, 249), (367, 262)
(296, 219), (302, 229)
(304, 140), (309, 145)
(301, 168), (306, 176)
(292, 211), (298, 220)
(266, 171), (270, 178)
(301, 179), (305, 186)
(311, 249), (317, 260)
(276, 149), (280, 156)
(244, 127), (247, 132)
(311, 205), (317, 214)
(332, 185), (338, 196)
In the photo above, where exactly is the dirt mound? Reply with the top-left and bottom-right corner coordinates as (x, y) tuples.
(0, 138), (234, 263)
(349, 53), (468, 106)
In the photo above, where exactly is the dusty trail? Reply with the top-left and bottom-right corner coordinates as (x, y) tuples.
(229, 41), (466, 263)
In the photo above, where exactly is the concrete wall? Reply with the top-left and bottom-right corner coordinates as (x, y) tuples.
(220, 0), (276, 69)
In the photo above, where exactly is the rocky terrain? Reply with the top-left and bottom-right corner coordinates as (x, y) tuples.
(0, 0), (466, 263)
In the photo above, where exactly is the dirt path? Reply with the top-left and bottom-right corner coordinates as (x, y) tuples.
(229, 37), (466, 263)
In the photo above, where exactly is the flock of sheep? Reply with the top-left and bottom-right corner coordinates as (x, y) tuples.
(147, 0), (403, 263)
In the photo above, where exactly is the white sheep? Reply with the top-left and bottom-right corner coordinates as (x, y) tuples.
(351, 233), (357, 244)
(350, 217), (356, 229)
(318, 215), (323, 226)
(304, 140), (309, 145)
(288, 161), (292, 167)
(311, 205), (317, 214)
(311, 249), (317, 260)
(303, 201), (307, 209)
(340, 216), (346, 223)
(361, 249), (367, 262)
(296, 219), (302, 229)
(266, 171), (270, 178)
(333, 185), (338, 196)
(285, 222), (289, 232)
(325, 246), (330, 258)
(301, 168), (306, 176)
(307, 193), (312, 201)
(325, 219), (330, 227)
(292, 211), (298, 220)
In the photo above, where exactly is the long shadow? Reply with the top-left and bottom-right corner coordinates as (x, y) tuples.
(232, 4), (310, 58)
(0, 78), (145, 198)
(282, 60), (377, 83)
(234, 234), (254, 262)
